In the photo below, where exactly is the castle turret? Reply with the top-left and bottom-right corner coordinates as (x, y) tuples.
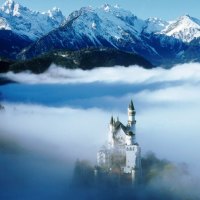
(124, 100), (141, 183)
(108, 116), (115, 148)
(128, 100), (136, 126)
(109, 116), (115, 132)
(110, 116), (114, 125)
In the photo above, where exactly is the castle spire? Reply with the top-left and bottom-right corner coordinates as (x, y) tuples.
(129, 100), (135, 110)
(110, 116), (114, 125)
(128, 99), (136, 126)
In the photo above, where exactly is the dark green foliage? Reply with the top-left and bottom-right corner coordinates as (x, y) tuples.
(141, 152), (171, 183)
(72, 160), (95, 187)
(0, 59), (14, 73)
(10, 54), (54, 73)
(9, 48), (154, 74)
(70, 154), (195, 200)
(71, 153), (176, 188)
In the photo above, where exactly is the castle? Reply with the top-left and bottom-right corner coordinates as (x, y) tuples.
(97, 100), (141, 184)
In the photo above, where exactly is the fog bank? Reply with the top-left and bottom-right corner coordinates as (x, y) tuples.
(1, 62), (200, 84)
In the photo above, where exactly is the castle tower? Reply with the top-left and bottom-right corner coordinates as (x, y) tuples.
(127, 100), (136, 138)
(108, 116), (115, 148)
(124, 100), (141, 183)
(128, 100), (136, 127)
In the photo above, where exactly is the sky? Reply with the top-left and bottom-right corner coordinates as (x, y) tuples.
(1, 0), (200, 20)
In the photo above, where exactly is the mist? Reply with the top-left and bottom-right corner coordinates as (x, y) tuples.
(1, 63), (200, 199)
(1, 62), (200, 84)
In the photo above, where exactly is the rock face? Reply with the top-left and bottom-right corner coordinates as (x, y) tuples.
(1, 1), (200, 67)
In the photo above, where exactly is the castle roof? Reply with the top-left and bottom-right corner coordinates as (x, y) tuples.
(129, 100), (135, 110)
(113, 120), (131, 136)
(110, 116), (114, 124)
(115, 121), (126, 132)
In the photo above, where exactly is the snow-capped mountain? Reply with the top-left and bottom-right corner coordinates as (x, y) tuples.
(19, 4), (189, 65)
(163, 15), (200, 43)
(65, 4), (146, 43)
(0, 0), (66, 40)
(20, 4), (163, 61)
(144, 17), (169, 34)
(0, 0), (66, 59)
(1, 1), (200, 66)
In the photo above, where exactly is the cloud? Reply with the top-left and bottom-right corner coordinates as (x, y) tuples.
(0, 103), (109, 162)
(1, 63), (200, 198)
(1, 62), (200, 84)
(1, 63), (200, 170)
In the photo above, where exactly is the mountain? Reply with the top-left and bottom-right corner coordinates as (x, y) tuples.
(1, 2), (200, 68)
(0, 29), (32, 59)
(0, 0), (66, 40)
(0, 0), (65, 58)
(19, 5), (163, 63)
(19, 4), (197, 66)
(180, 37), (200, 63)
(143, 17), (169, 34)
(162, 15), (200, 43)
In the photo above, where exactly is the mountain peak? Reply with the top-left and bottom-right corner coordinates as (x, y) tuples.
(177, 14), (196, 23)
(179, 14), (192, 20)
(144, 17), (168, 33)
(114, 4), (120, 9)
(1, 0), (21, 16)
(163, 14), (200, 42)
(3, 0), (15, 7)
(100, 4), (122, 12)
(0, 0), (66, 40)
(47, 7), (63, 18)
(101, 4), (111, 12)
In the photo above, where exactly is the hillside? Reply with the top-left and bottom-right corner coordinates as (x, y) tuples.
(10, 48), (154, 73)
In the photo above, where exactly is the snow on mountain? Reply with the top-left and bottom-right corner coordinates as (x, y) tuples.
(0, 0), (66, 40)
(1, 0), (198, 45)
(0, 17), (11, 29)
(67, 4), (146, 40)
(163, 15), (200, 42)
(144, 17), (169, 34)
(21, 4), (162, 60)
(1, 1), (200, 65)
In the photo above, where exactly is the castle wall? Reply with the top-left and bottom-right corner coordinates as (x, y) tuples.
(124, 145), (141, 174)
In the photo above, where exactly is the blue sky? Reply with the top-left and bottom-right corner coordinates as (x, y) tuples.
(0, 0), (200, 20)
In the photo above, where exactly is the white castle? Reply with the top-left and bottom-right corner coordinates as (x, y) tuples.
(97, 100), (141, 183)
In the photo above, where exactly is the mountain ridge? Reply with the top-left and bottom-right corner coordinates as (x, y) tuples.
(5, 48), (154, 73)
(1, 1), (200, 68)
(0, 0), (66, 59)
